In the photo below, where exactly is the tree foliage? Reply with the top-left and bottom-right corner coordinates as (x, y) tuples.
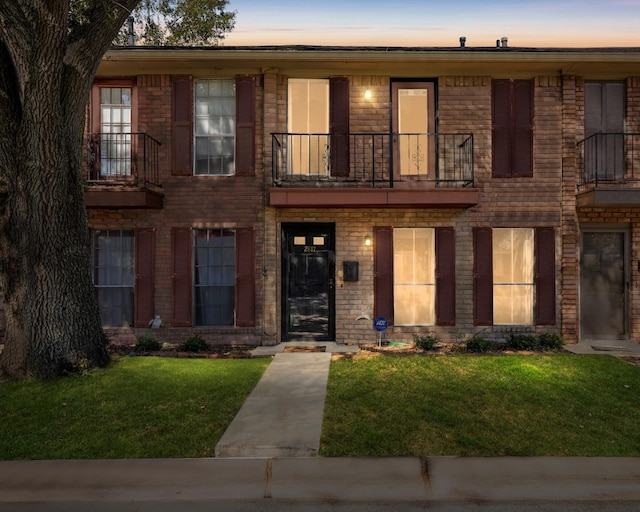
(115, 0), (236, 46)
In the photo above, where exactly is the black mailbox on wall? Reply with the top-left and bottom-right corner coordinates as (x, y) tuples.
(343, 261), (359, 281)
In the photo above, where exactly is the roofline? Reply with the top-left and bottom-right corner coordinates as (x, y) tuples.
(104, 44), (640, 63)
(99, 45), (640, 78)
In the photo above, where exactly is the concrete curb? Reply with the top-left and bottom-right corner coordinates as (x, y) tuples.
(1, 457), (639, 503)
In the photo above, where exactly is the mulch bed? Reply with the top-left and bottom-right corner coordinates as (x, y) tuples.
(108, 342), (640, 365)
(109, 344), (254, 359)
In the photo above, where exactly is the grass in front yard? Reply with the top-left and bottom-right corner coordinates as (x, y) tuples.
(0, 356), (269, 460)
(321, 354), (640, 457)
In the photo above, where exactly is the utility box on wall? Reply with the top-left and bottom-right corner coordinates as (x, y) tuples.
(343, 261), (359, 281)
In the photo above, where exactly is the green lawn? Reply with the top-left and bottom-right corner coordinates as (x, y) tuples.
(0, 356), (269, 460)
(321, 353), (640, 456)
(2, 353), (640, 460)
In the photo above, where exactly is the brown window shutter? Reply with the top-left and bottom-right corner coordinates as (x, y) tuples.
(492, 79), (511, 178)
(436, 227), (455, 326)
(330, 76), (350, 177)
(235, 76), (256, 177)
(172, 75), (193, 176)
(235, 227), (255, 327)
(473, 227), (493, 326)
(513, 79), (533, 177)
(134, 229), (155, 328)
(535, 227), (556, 325)
(374, 226), (394, 326)
(172, 227), (192, 326)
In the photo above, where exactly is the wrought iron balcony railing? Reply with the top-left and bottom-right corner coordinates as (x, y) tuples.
(272, 133), (474, 188)
(86, 132), (162, 187)
(577, 133), (640, 189)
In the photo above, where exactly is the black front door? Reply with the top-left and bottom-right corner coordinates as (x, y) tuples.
(282, 223), (335, 341)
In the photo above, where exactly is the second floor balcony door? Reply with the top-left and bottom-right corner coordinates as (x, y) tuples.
(288, 79), (329, 176)
(585, 81), (625, 181)
(392, 81), (436, 180)
(100, 87), (132, 178)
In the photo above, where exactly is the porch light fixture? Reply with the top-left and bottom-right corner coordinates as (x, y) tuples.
(364, 89), (372, 100)
(364, 235), (372, 246)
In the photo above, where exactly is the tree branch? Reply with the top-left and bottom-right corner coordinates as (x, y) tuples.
(65, 0), (141, 81)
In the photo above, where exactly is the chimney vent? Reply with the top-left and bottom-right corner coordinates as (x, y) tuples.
(501, 37), (508, 48)
(459, 36), (466, 48)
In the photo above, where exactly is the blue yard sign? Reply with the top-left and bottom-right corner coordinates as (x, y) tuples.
(374, 317), (388, 332)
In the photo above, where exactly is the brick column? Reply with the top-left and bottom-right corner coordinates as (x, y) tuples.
(561, 75), (579, 343)
(261, 73), (279, 344)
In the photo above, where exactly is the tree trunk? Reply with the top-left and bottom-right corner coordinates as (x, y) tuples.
(0, 122), (110, 379)
(0, 58), (108, 380)
(0, 1), (140, 379)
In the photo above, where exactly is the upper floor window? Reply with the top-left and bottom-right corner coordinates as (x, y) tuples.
(194, 79), (236, 176)
(171, 75), (255, 178)
(281, 77), (350, 178)
(492, 79), (533, 178)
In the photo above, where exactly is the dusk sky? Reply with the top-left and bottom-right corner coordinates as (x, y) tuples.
(224, 0), (640, 48)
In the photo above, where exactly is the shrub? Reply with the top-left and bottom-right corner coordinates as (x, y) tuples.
(179, 335), (209, 353)
(134, 336), (162, 353)
(505, 334), (539, 351)
(537, 333), (564, 350)
(412, 333), (439, 351)
(465, 336), (493, 353)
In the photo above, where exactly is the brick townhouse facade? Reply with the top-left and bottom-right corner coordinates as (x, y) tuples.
(6, 44), (637, 348)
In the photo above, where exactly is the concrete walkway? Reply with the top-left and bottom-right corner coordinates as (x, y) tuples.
(563, 338), (640, 356)
(215, 351), (332, 457)
(215, 342), (358, 457)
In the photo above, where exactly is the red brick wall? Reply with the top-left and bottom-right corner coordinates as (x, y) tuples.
(88, 74), (265, 346)
(85, 66), (640, 348)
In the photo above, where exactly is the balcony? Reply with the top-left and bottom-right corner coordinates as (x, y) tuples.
(577, 133), (640, 207)
(270, 133), (477, 208)
(84, 132), (164, 209)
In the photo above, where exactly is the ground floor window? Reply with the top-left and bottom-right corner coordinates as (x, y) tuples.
(492, 228), (534, 325)
(92, 229), (134, 326)
(393, 228), (435, 326)
(194, 228), (235, 326)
